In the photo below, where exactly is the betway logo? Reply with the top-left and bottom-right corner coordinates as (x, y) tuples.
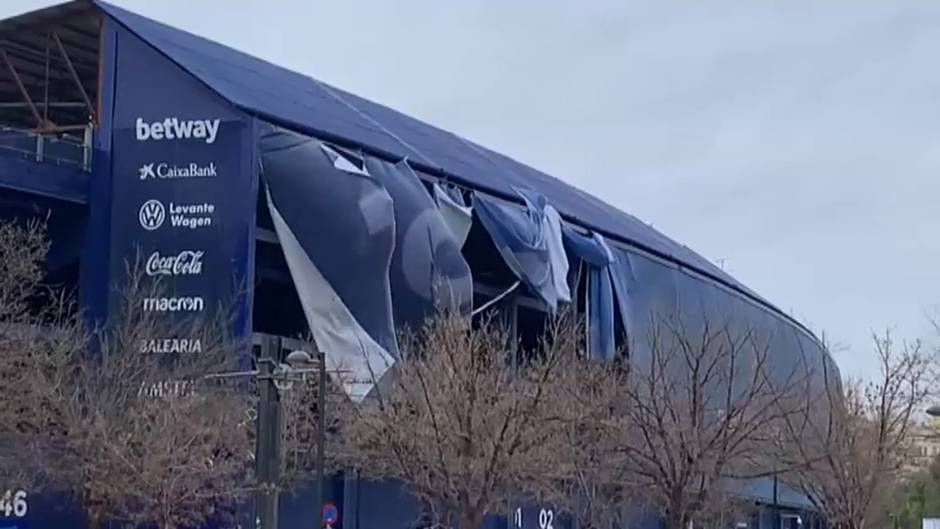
(135, 117), (220, 144)
(139, 162), (217, 180)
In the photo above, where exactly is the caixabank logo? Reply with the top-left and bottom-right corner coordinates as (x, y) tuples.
(139, 161), (218, 180)
(138, 199), (215, 230)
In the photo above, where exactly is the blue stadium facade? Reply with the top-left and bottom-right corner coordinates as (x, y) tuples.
(0, 2), (829, 528)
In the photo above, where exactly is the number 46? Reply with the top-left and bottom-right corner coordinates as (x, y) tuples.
(0, 490), (27, 518)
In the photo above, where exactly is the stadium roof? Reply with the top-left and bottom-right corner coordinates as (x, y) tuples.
(93, 3), (764, 293)
(5, 1), (802, 325)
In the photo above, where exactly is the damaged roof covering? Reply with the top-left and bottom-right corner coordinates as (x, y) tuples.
(88, 1), (788, 323)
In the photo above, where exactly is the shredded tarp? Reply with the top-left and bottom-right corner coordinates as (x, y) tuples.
(474, 189), (571, 311)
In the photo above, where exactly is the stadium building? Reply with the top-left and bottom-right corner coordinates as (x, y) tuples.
(0, 2), (829, 528)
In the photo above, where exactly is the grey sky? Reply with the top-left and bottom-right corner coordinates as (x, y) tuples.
(7, 1), (939, 379)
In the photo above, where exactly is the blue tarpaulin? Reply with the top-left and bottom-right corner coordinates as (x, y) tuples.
(260, 128), (398, 398)
(562, 226), (615, 359)
(364, 157), (473, 328)
(607, 242), (825, 382)
(261, 128), (398, 356)
(474, 190), (571, 311)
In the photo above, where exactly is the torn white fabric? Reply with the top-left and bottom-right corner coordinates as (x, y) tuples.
(433, 183), (473, 247)
(594, 232), (614, 263)
(543, 204), (572, 304)
(319, 143), (370, 176)
(267, 189), (394, 401)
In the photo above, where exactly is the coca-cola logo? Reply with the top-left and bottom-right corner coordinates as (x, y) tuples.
(145, 250), (204, 276)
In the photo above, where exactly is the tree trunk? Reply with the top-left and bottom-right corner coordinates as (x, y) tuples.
(87, 511), (103, 529)
(459, 512), (482, 529)
(664, 493), (691, 529)
(664, 509), (689, 529)
(836, 522), (863, 529)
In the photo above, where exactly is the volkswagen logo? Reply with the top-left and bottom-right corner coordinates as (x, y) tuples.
(139, 199), (166, 230)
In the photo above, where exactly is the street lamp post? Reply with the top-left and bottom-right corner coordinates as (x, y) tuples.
(256, 335), (283, 529)
(314, 350), (327, 529)
(204, 335), (328, 529)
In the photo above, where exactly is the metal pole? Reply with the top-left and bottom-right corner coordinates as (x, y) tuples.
(772, 472), (779, 529)
(256, 336), (282, 529)
(82, 125), (92, 171)
(314, 350), (327, 528)
(53, 33), (95, 121)
(506, 292), (519, 529)
(1, 50), (43, 128)
(43, 36), (49, 127)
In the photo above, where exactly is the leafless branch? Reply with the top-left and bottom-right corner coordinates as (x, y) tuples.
(0, 222), (255, 529)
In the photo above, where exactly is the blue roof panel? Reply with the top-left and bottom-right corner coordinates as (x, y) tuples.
(95, 0), (764, 304)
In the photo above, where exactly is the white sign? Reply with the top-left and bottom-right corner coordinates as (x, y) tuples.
(145, 250), (204, 276)
(135, 117), (220, 144)
(0, 490), (27, 518)
(139, 161), (218, 180)
(140, 338), (202, 354)
(138, 380), (196, 398)
(538, 509), (554, 529)
(138, 200), (215, 231)
(139, 199), (165, 230)
(142, 296), (205, 312)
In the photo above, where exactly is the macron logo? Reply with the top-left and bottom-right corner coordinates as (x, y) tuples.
(135, 117), (220, 144)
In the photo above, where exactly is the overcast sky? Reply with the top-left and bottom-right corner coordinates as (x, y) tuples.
(7, 1), (939, 379)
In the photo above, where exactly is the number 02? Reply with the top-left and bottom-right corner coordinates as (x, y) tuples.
(538, 509), (554, 529)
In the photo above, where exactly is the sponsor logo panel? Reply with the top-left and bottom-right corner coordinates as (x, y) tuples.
(145, 250), (204, 276)
(138, 200), (215, 230)
(139, 161), (218, 180)
(138, 380), (197, 399)
(140, 338), (203, 354)
(124, 115), (233, 356)
(135, 117), (221, 144)
(139, 199), (165, 230)
(142, 296), (205, 313)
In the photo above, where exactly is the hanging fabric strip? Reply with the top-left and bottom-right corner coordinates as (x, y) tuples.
(267, 190), (394, 400)
(367, 158), (473, 328)
(543, 204), (571, 305)
(260, 128), (399, 358)
(562, 226), (615, 360)
(433, 183), (473, 247)
(473, 189), (571, 311)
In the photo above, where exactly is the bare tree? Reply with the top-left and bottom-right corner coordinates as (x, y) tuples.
(777, 332), (929, 529)
(578, 312), (811, 529)
(62, 274), (254, 529)
(333, 311), (595, 529)
(277, 346), (347, 486)
(552, 365), (634, 529)
(0, 219), (82, 493)
(0, 221), (255, 529)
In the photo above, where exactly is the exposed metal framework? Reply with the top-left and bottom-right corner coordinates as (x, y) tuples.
(0, 1), (100, 134)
